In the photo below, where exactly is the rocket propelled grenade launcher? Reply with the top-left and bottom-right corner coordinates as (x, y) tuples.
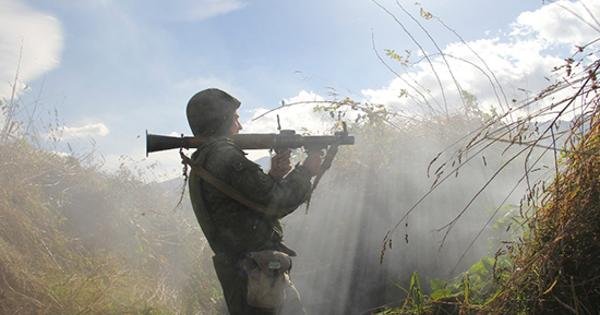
(147, 124), (353, 212)
(145, 127), (355, 156)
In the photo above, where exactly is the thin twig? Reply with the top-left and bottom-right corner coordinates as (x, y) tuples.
(435, 16), (510, 115)
(251, 100), (340, 122)
(557, 3), (600, 33)
(371, 0), (450, 116)
(370, 31), (436, 114)
(396, 2), (468, 112)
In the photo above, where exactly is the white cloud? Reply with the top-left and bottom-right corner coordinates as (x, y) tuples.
(360, 0), (598, 117)
(361, 38), (562, 112)
(513, 0), (600, 46)
(51, 122), (110, 140)
(0, 0), (63, 100)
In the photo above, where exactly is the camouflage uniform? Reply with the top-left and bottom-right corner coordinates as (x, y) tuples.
(188, 136), (312, 315)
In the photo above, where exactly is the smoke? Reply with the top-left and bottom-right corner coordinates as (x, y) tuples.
(278, 116), (545, 314)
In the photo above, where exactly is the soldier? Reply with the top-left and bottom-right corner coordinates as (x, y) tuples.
(185, 88), (321, 315)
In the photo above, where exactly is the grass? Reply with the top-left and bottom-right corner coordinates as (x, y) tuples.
(375, 43), (600, 315)
(489, 109), (600, 313)
(0, 140), (222, 314)
(377, 110), (599, 313)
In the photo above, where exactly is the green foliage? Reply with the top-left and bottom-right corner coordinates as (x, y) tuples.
(404, 272), (425, 314)
(380, 254), (513, 314)
(384, 49), (411, 66)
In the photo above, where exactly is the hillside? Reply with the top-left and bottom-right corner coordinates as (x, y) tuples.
(0, 140), (221, 314)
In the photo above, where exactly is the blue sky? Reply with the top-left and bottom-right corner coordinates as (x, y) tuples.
(27, 0), (537, 121)
(1, 0), (599, 179)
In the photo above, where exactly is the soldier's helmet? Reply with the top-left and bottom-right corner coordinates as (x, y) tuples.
(186, 88), (241, 136)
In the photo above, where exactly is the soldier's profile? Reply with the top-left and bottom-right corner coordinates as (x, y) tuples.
(185, 88), (322, 315)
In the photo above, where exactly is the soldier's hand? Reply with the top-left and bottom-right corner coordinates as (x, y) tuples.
(268, 149), (292, 179)
(302, 150), (322, 177)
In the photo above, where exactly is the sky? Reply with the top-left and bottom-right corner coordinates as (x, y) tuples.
(1, 0), (599, 180)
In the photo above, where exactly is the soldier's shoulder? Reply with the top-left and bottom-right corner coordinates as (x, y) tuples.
(202, 137), (259, 172)
(190, 137), (234, 164)
(209, 137), (246, 158)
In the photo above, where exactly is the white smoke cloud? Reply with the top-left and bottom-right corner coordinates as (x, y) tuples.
(243, 90), (334, 134)
(0, 0), (63, 100)
(242, 90), (336, 161)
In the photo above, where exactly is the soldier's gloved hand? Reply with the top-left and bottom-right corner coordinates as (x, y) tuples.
(268, 149), (292, 179)
(302, 150), (322, 177)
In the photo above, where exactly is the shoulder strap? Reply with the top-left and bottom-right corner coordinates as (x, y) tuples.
(185, 147), (219, 250)
(181, 150), (294, 217)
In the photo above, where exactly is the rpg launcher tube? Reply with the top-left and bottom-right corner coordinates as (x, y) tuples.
(145, 130), (355, 157)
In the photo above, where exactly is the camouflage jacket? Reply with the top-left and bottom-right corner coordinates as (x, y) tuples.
(188, 137), (312, 259)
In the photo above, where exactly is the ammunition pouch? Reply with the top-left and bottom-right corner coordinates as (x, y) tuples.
(240, 250), (292, 309)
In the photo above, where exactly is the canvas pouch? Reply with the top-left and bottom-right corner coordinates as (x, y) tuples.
(240, 250), (292, 309)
